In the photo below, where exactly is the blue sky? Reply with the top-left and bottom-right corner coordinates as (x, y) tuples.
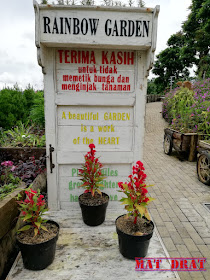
(0, 0), (191, 89)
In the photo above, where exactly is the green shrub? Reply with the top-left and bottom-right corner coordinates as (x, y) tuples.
(24, 85), (35, 109)
(0, 87), (28, 129)
(0, 86), (45, 130)
(29, 91), (45, 128)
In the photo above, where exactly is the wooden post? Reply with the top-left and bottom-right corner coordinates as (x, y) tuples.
(188, 135), (198, 162)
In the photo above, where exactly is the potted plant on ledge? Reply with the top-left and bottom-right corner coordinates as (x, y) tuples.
(16, 187), (59, 270)
(116, 160), (154, 259)
(78, 144), (109, 226)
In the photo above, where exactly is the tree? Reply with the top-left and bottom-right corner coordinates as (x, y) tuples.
(137, 0), (145, 7)
(152, 32), (192, 92)
(128, 0), (134, 6)
(80, 0), (94, 5)
(152, 0), (210, 92)
(182, 0), (210, 78)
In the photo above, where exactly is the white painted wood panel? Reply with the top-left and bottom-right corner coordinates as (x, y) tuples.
(59, 164), (131, 177)
(58, 163), (131, 209)
(57, 125), (133, 151)
(39, 9), (153, 48)
(57, 151), (134, 164)
(57, 106), (133, 126)
(55, 95), (136, 106)
(56, 49), (136, 93)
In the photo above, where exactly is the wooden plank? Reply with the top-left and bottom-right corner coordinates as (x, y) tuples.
(57, 151), (134, 164)
(55, 95), (135, 106)
(57, 105), (134, 126)
(199, 140), (210, 151)
(44, 48), (59, 210)
(39, 9), (153, 48)
(57, 125), (133, 152)
(188, 135), (198, 162)
(133, 51), (146, 162)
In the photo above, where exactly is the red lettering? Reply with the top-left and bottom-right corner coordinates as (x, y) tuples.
(117, 51), (123, 64)
(124, 52), (126, 65)
(71, 50), (77, 63)
(154, 259), (162, 269)
(78, 50), (81, 63)
(145, 260), (153, 269)
(180, 260), (188, 269)
(135, 259), (144, 270)
(90, 51), (96, 64)
(189, 259), (197, 269)
(65, 50), (70, 63)
(110, 52), (116, 64)
(198, 259), (206, 269)
(171, 260), (179, 269)
(102, 51), (109, 64)
(128, 52), (134, 65)
(82, 51), (89, 64)
(58, 50), (63, 63)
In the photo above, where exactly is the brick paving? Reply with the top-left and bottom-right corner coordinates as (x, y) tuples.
(144, 102), (210, 280)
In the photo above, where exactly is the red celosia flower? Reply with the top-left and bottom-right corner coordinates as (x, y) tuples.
(141, 188), (148, 195)
(89, 144), (95, 150)
(78, 144), (105, 197)
(119, 161), (154, 224)
(17, 187), (48, 236)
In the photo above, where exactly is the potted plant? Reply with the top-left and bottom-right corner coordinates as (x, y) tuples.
(78, 144), (109, 226)
(16, 187), (59, 270)
(115, 160), (154, 259)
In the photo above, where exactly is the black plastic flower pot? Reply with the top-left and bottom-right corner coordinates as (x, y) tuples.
(79, 193), (109, 226)
(16, 220), (59, 270)
(115, 215), (154, 259)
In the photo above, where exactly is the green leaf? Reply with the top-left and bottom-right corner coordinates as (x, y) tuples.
(23, 214), (32, 221)
(35, 222), (41, 228)
(18, 225), (31, 232)
(147, 184), (154, 187)
(121, 198), (131, 205)
(135, 204), (145, 216)
(125, 205), (133, 211)
(147, 197), (155, 203)
(96, 189), (102, 196)
(40, 225), (48, 232)
(144, 209), (151, 220)
(34, 228), (39, 237)
(97, 184), (105, 187)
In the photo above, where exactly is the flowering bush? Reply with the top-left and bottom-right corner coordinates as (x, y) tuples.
(118, 161), (154, 224)
(78, 144), (105, 197)
(17, 188), (48, 236)
(162, 79), (210, 135)
(0, 161), (17, 185)
(0, 161), (20, 200)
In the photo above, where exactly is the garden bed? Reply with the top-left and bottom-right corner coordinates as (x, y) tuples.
(0, 147), (46, 163)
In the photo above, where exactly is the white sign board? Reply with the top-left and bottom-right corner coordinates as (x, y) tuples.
(34, 1), (159, 210)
